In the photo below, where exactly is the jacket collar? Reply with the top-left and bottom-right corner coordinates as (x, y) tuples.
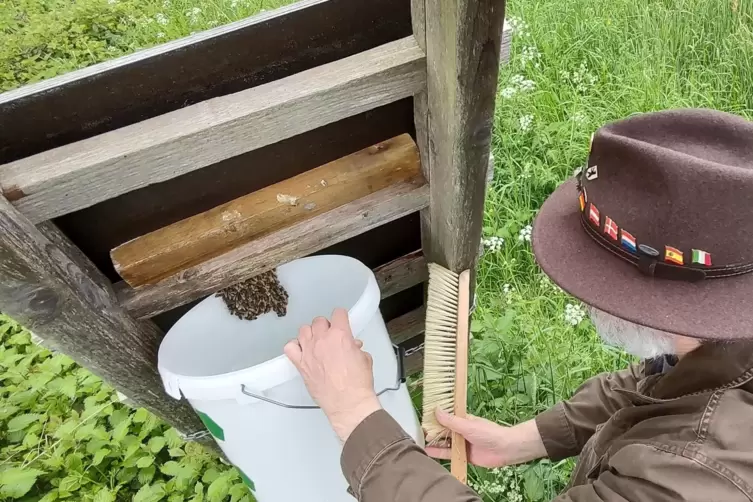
(643, 341), (753, 399)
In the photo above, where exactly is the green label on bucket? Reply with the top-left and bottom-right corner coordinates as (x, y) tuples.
(196, 411), (225, 441)
(239, 469), (256, 491)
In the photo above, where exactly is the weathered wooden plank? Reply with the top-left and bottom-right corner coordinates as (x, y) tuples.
(0, 196), (209, 441)
(56, 100), (416, 283)
(111, 135), (421, 287)
(118, 179), (429, 319)
(501, 19), (513, 64)
(405, 347), (425, 376)
(0, 0), (411, 164)
(387, 306), (426, 345)
(374, 250), (428, 299)
(424, 0), (506, 272)
(1, 37), (426, 223)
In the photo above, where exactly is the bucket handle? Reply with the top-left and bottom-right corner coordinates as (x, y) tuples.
(239, 344), (407, 410)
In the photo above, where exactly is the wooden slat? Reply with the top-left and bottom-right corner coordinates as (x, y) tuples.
(423, 1), (506, 272)
(0, 37), (426, 223)
(111, 135), (420, 287)
(405, 347), (425, 376)
(387, 306), (426, 345)
(0, 196), (210, 441)
(0, 0), (411, 164)
(117, 179), (429, 319)
(374, 250), (428, 299)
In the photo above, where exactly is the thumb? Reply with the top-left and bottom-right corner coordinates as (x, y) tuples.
(284, 340), (303, 368)
(435, 408), (476, 437)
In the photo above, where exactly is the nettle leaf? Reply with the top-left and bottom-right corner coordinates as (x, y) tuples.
(54, 419), (79, 439)
(207, 474), (232, 502)
(117, 467), (138, 484)
(0, 467), (45, 498)
(229, 484), (249, 502)
(168, 448), (185, 458)
(133, 408), (150, 423)
(523, 465), (546, 501)
(139, 413), (162, 439)
(58, 474), (82, 493)
(160, 461), (182, 477)
(137, 455), (155, 469)
(92, 487), (117, 502)
(64, 452), (84, 472)
(0, 404), (19, 420)
(7, 412), (44, 432)
(112, 416), (133, 442)
(164, 428), (184, 449)
(134, 482), (167, 502)
(109, 408), (130, 428)
(48, 375), (77, 399)
(148, 436), (167, 453)
(168, 495), (186, 502)
(201, 468), (220, 484)
(92, 448), (111, 466)
(139, 465), (157, 485)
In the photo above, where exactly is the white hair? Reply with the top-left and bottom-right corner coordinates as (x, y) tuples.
(588, 307), (676, 359)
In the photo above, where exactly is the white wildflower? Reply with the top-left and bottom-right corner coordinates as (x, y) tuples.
(572, 111), (588, 125)
(187, 7), (202, 23)
(518, 224), (532, 242)
(564, 303), (586, 326)
(520, 45), (540, 67)
(503, 284), (513, 295)
(231, 0), (240, 7)
(155, 12), (168, 25)
(482, 236), (504, 253)
(207, 19), (220, 27)
(501, 86), (517, 99)
(156, 32), (166, 39)
(518, 114), (534, 132)
(107, 0), (118, 4)
(507, 16), (530, 38)
(162, 0), (170, 6)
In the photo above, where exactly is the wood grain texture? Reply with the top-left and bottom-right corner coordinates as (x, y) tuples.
(1, 37), (426, 223)
(500, 20), (513, 65)
(118, 179), (429, 319)
(424, 0), (506, 272)
(57, 100), (416, 282)
(0, 0), (411, 164)
(387, 306), (426, 345)
(405, 347), (425, 376)
(374, 249), (427, 299)
(111, 135), (421, 287)
(451, 270), (471, 484)
(0, 196), (209, 440)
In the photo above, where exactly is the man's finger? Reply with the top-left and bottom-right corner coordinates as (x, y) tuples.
(425, 446), (452, 460)
(298, 325), (313, 350)
(435, 408), (476, 437)
(331, 308), (352, 332)
(283, 340), (303, 367)
(311, 316), (331, 336)
(354, 339), (364, 349)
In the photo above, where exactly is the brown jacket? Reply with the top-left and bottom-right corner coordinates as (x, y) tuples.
(341, 341), (753, 501)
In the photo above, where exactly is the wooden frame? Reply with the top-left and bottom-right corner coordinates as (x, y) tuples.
(0, 0), (508, 440)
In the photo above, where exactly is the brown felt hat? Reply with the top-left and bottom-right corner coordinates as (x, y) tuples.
(532, 109), (753, 340)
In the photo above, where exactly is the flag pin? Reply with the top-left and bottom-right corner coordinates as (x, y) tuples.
(585, 165), (599, 181)
(692, 249), (712, 267)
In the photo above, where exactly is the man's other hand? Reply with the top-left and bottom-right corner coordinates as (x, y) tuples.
(426, 409), (548, 468)
(284, 308), (382, 442)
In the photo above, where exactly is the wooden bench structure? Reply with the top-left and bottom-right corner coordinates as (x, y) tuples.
(0, 0), (509, 443)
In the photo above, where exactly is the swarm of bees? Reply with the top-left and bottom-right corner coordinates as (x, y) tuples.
(216, 270), (289, 321)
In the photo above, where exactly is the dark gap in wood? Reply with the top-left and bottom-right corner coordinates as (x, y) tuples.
(0, 0), (412, 163)
(55, 99), (416, 282)
(150, 212), (422, 331)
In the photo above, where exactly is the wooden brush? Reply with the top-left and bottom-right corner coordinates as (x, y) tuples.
(422, 263), (471, 484)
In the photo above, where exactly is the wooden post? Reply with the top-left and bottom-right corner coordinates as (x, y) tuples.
(423, 0), (506, 272)
(0, 196), (213, 445)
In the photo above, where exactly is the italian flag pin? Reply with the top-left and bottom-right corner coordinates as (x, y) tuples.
(692, 249), (712, 266)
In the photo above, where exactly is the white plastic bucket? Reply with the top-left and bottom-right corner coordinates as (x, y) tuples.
(158, 255), (423, 502)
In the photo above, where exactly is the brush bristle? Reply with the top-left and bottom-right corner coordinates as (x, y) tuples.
(422, 263), (460, 441)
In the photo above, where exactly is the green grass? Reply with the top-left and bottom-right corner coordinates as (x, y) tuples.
(1, 0), (753, 500)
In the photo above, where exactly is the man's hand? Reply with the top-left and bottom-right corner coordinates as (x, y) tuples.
(284, 308), (382, 442)
(426, 410), (547, 468)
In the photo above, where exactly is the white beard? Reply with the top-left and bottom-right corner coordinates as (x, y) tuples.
(588, 307), (675, 359)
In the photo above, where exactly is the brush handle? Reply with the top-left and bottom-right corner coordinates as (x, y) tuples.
(451, 270), (471, 484)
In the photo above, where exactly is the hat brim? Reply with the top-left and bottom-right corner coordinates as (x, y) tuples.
(532, 179), (753, 340)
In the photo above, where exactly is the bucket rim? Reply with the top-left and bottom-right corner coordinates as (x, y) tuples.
(158, 255), (381, 401)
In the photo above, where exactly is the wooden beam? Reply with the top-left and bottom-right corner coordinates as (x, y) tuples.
(118, 179), (429, 319)
(387, 306), (426, 345)
(0, 37), (426, 223)
(374, 249), (428, 299)
(0, 196), (210, 441)
(111, 135), (421, 287)
(405, 347), (425, 376)
(423, 0), (506, 272)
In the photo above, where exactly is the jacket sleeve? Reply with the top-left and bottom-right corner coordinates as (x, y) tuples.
(534, 364), (643, 460)
(551, 444), (747, 502)
(341, 410), (480, 502)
